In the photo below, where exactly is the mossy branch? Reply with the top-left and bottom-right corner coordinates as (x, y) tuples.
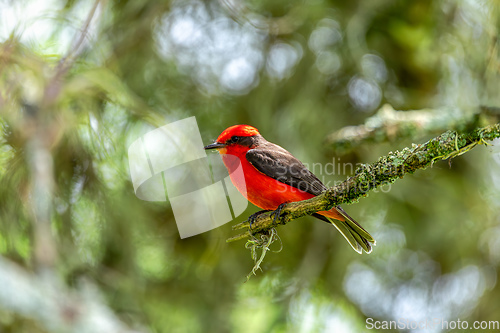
(325, 104), (500, 155)
(227, 123), (500, 243)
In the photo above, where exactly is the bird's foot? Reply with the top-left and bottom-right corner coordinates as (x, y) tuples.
(270, 203), (287, 224)
(247, 210), (269, 230)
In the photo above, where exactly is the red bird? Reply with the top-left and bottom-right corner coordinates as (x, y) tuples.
(204, 125), (375, 254)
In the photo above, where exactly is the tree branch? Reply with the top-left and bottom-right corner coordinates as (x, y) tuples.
(0, 256), (139, 333)
(325, 104), (500, 155)
(227, 123), (500, 242)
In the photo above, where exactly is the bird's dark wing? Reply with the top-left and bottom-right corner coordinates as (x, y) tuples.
(245, 142), (327, 196)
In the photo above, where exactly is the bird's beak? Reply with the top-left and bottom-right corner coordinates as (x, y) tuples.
(204, 142), (227, 150)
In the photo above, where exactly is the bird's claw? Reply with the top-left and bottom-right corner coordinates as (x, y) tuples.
(270, 203), (287, 224)
(245, 203), (286, 231)
(247, 210), (269, 230)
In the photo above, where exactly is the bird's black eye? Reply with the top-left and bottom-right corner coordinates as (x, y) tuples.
(229, 136), (240, 144)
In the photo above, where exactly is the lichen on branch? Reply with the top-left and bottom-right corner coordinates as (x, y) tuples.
(325, 104), (500, 155)
(227, 123), (500, 243)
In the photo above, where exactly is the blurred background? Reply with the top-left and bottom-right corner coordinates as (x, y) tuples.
(0, 0), (500, 332)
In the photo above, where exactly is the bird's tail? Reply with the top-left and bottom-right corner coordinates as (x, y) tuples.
(314, 206), (375, 254)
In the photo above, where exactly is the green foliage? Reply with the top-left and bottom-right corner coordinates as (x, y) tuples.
(0, 0), (500, 332)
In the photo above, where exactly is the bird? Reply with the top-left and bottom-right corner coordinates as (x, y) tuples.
(204, 125), (375, 254)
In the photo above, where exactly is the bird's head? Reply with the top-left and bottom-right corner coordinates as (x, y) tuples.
(204, 125), (262, 155)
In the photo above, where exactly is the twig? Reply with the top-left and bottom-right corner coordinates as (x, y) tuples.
(44, 0), (101, 106)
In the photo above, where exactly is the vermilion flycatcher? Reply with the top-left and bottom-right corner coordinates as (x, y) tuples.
(204, 125), (375, 254)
